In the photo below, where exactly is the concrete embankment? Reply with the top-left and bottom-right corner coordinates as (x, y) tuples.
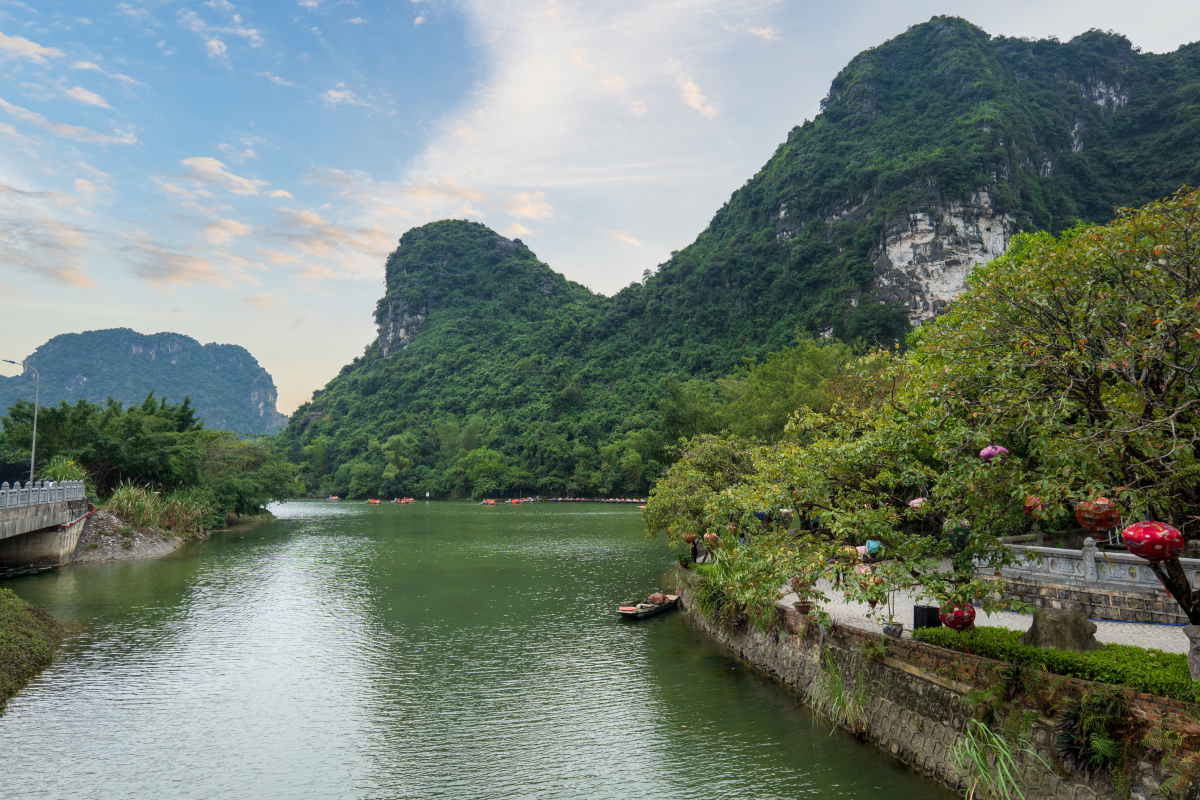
(678, 587), (1194, 800)
(0, 587), (64, 711)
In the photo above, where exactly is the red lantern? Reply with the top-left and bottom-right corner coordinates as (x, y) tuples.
(939, 603), (976, 631)
(1076, 497), (1121, 532)
(1122, 520), (1184, 563)
(682, 533), (696, 545)
(703, 532), (720, 548)
(1023, 496), (1045, 518)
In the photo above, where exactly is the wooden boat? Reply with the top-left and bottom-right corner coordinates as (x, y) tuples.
(616, 594), (679, 619)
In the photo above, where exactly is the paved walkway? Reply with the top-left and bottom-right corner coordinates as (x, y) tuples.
(783, 578), (1191, 654)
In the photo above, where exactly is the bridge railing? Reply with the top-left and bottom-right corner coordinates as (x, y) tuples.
(0, 480), (86, 509)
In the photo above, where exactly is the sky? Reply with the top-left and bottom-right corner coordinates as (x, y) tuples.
(2, 0), (1199, 414)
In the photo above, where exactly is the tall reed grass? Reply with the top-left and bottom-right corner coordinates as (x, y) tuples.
(104, 483), (216, 539)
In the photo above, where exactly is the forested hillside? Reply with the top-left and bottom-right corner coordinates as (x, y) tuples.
(0, 329), (288, 435)
(279, 16), (1200, 499)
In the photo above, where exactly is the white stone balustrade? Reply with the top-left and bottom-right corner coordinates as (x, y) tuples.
(0, 480), (86, 509)
(983, 537), (1200, 594)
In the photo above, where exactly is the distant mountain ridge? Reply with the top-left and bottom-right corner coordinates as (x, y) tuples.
(0, 329), (287, 434)
(279, 17), (1200, 498)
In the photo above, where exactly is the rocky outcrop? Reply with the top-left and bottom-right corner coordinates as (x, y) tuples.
(377, 297), (428, 357)
(872, 190), (1017, 324)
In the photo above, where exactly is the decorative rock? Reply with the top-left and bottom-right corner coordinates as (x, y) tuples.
(1019, 608), (1103, 652)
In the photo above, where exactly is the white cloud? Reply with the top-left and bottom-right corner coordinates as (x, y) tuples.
(119, 232), (231, 287)
(414, 14), (426, 25)
(201, 218), (252, 244)
(218, 142), (258, 162)
(0, 31), (63, 63)
(666, 58), (716, 118)
(348, 17), (366, 24)
(245, 292), (286, 309)
(206, 38), (228, 60)
(503, 223), (531, 236)
(259, 72), (298, 87)
(747, 26), (779, 41)
(502, 190), (552, 219)
(63, 86), (110, 108)
(599, 230), (640, 246)
(322, 85), (369, 107)
(70, 60), (104, 71)
(179, 156), (267, 195)
(0, 96), (136, 144)
(112, 73), (143, 85)
(298, 0), (320, 7)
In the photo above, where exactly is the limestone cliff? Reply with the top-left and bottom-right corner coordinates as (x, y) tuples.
(0, 329), (287, 433)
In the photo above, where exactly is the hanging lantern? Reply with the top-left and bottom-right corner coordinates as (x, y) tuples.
(909, 498), (925, 510)
(682, 533), (696, 545)
(1076, 497), (1121, 532)
(1023, 496), (1045, 518)
(703, 532), (720, 548)
(939, 603), (976, 631)
(1122, 520), (1184, 563)
(979, 444), (1008, 462)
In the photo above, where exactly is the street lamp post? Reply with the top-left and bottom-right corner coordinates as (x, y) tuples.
(2, 359), (38, 483)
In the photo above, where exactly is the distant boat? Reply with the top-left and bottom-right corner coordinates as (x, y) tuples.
(616, 593), (679, 619)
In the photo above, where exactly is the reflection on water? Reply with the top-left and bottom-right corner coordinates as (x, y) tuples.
(1, 501), (951, 799)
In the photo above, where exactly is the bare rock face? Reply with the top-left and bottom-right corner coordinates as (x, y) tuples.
(1019, 608), (1103, 652)
(872, 190), (1017, 326)
(377, 297), (427, 357)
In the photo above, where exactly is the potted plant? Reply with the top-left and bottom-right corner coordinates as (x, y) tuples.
(788, 575), (813, 615)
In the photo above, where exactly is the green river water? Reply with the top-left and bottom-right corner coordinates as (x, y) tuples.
(1, 500), (951, 799)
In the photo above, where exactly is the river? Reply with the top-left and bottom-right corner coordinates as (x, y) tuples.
(1, 500), (951, 799)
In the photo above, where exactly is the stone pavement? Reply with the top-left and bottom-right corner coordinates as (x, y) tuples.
(783, 578), (1192, 654)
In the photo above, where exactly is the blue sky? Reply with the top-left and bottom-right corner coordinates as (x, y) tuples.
(3, 0), (1199, 413)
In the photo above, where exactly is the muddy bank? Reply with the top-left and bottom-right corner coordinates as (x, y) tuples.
(72, 510), (183, 563)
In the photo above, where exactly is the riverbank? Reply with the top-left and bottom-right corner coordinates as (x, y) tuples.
(72, 509), (183, 563)
(0, 588), (64, 712)
(676, 583), (1197, 800)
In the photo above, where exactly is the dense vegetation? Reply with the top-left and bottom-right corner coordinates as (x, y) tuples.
(0, 587), (64, 711)
(0, 328), (288, 440)
(1, 394), (300, 534)
(647, 187), (1200, 629)
(914, 626), (1198, 703)
(279, 17), (1200, 499)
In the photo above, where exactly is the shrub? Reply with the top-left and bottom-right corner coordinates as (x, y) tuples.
(914, 626), (1198, 703)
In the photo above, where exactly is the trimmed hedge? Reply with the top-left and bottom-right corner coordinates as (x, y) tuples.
(0, 588), (64, 710)
(913, 625), (1199, 704)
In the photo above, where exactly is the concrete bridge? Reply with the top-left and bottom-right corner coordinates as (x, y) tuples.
(0, 480), (91, 577)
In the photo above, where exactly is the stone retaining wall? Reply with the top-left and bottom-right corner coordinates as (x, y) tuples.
(996, 574), (1190, 626)
(679, 590), (1197, 800)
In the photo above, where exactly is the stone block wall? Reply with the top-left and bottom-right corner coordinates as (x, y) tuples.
(998, 574), (1190, 626)
(680, 591), (1196, 800)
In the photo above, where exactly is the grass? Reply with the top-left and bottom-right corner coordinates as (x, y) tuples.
(951, 718), (1045, 800)
(0, 588), (64, 712)
(812, 650), (874, 738)
(104, 483), (217, 540)
(914, 626), (1198, 703)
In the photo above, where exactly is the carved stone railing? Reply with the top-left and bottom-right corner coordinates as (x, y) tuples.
(983, 537), (1200, 595)
(0, 480), (86, 510)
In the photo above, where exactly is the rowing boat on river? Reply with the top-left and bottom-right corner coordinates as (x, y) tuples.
(616, 593), (679, 619)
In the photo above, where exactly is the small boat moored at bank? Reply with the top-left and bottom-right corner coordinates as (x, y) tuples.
(616, 592), (679, 619)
